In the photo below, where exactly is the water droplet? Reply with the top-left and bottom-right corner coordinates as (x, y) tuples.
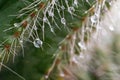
(90, 14), (98, 24)
(108, 1), (113, 6)
(35, 8), (38, 11)
(78, 42), (86, 50)
(14, 23), (21, 28)
(91, 16), (97, 23)
(50, 28), (54, 33)
(73, 0), (78, 7)
(48, 11), (54, 17)
(59, 72), (65, 77)
(43, 17), (47, 22)
(19, 40), (23, 43)
(35, 4), (37, 7)
(33, 38), (43, 48)
(109, 26), (114, 31)
(45, 75), (48, 79)
(68, 7), (75, 14)
(61, 5), (65, 10)
(34, 26), (38, 30)
(61, 18), (66, 25)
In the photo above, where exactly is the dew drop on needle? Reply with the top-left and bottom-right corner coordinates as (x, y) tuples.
(43, 17), (47, 22)
(61, 5), (65, 10)
(90, 15), (98, 24)
(109, 26), (114, 31)
(73, 0), (78, 7)
(68, 7), (75, 14)
(78, 42), (86, 50)
(61, 18), (66, 25)
(14, 23), (21, 28)
(33, 38), (43, 48)
(48, 11), (54, 17)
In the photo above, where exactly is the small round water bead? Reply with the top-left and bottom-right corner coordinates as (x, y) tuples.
(33, 38), (43, 48)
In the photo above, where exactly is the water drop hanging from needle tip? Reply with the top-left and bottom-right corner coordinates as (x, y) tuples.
(61, 18), (66, 25)
(33, 38), (43, 48)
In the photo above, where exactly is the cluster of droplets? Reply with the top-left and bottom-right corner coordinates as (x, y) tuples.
(43, 0), (116, 79)
(0, 0), (51, 69)
(0, 0), (80, 71)
(14, 0), (81, 48)
(0, 0), (115, 80)
(89, 0), (114, 32)
(0, 1), (46, 68)
(13, 18), (43, 48)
